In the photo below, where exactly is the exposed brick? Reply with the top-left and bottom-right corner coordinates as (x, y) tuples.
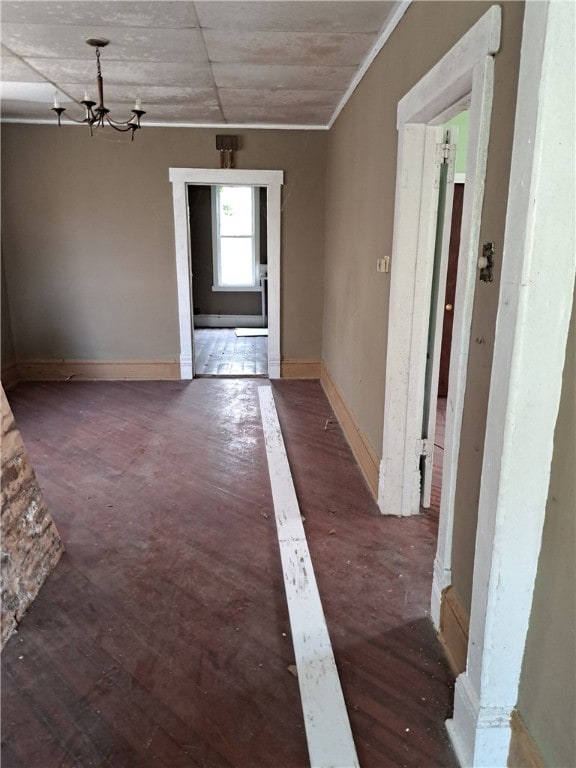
(1, 385), (64, 649)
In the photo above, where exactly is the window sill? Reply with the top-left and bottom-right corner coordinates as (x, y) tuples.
(212, 285), (262, 293)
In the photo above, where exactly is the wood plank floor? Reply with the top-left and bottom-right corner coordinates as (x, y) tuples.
(194, 328), (268, 376)
(2, 380), (457, 768)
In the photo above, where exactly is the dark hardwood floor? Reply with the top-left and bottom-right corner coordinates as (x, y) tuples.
(2, 379), (456, 768)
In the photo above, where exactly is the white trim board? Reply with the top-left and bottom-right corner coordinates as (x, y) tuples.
(258, 386), (359, 768)
(169, 168), (283, 379)
(396, 8), (500, 127)
(3, 117), (328, 131)
(447, 1), (576, 765)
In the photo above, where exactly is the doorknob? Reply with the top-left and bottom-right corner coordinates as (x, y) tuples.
(445, 303), (453, 311)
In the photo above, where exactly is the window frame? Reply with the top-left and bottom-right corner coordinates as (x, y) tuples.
(211, 185), (260, 292)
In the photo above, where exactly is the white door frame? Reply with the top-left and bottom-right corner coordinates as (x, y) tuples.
(378, 7), (501, 621)
(169, 168), (284, 379)
(447, 0), (575, 764)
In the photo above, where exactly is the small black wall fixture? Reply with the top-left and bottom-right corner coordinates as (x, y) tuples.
(216, 135), (238, 168)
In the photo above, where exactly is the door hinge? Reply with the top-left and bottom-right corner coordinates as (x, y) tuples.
(437, 141), (456, 163)
(417, 438), (433, 459)
(436, 141), (456, 182)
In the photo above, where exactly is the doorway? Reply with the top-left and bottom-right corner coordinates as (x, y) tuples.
(375, 7), (500, 633)
(169, 168), (284, 380)
(422, 111), (468, 512)
(188, 184), (269, 377)
(426, 179), (465, 522)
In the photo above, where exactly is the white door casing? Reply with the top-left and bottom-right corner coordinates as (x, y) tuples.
(169, 168), (284, 379)
(447, 1), (576, 764)
(397, 123), (445, 515)
(377, 8), (500, 643)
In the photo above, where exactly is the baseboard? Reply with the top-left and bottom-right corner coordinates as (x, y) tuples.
(447, 673), (512, 768)
(508, 711), (546, 768)
(1, 361), (20, 390)
(439, 585), (469, 676)
(320, 362), (380, 500)
(16, 359), (181, 382)
(281, 359), (321, 379)
(194, 314), (264, 328)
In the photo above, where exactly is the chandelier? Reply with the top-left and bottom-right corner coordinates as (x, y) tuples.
(51, 38), (145, 139)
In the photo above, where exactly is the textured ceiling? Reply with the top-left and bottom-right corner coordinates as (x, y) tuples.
(0, 1), (409, 128)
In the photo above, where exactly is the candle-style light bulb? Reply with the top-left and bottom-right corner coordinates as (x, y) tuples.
(134, 94), (142, 111)
(53, 91), (60, 109)
(84, 89), (91, 102)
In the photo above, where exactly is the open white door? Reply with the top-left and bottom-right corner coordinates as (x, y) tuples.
(421, 126), (458, 507)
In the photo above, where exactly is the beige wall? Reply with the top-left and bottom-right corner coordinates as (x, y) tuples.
(1, 126), (326, 362)
(322, 1), (524, 613)
(516, 298), (575, 768)
(1, 256), (16, 370)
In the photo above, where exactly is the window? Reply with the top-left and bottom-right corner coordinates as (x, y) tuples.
(212, 185), (260, 291)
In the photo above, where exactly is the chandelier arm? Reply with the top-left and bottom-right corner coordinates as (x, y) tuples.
(51, 108), (95, 126)
(94, 109), (107, 129)
(103, 114), (137, 132)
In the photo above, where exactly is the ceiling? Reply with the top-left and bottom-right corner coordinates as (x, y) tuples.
(0, 1), (409, 129)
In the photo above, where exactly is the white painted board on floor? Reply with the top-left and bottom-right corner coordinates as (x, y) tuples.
(258, 385), (360, 768)
(235, 327), (269, 337)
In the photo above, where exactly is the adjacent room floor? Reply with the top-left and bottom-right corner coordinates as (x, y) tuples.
(2, 379), (456, 768)
(193, 328), (268, 376)
(430, 397), (447, 514)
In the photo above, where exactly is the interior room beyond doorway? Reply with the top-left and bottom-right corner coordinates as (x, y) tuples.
(194, 327), (268, 376)
(189, 184), (269, 378)
(422, 109), (467, 519)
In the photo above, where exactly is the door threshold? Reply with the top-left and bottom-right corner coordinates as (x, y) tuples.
(194, 374), (269, 379)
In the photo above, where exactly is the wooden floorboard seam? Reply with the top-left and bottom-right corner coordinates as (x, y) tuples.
(258, 386), (360, 768)
(3, 380), (458, 768)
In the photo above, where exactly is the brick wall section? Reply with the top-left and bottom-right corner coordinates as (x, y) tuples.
(1, 385), (64, 649)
